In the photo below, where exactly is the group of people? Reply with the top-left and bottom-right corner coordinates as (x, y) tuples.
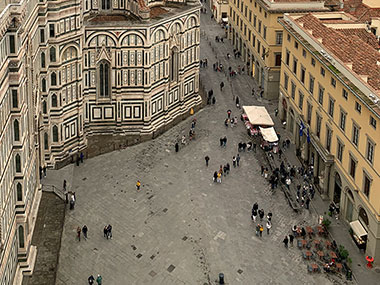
(211, 154), (241, 184)
(76, 225), (88, 241)
(175, 118), (197, 151)
(200, 58), (208, 68)
(88, 274), (102, 285)
(251, 202), (273, 236)
(207, 89), (216, 105)
(103, 224), (113, 240)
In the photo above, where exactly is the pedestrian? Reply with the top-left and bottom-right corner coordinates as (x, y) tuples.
(227, 109), (231, 119)
(70, 194), (75, 210)
(80, 152), (84, 163)
(217, 171), (222, 183)
(261, 165), (264, 176)
(175, 142), (179, 152)
(43, 165), (47, 177)
(285, 177), (291, 189)
(103, 226), (108, 238)
(232, 156), (236, 168)
(136, 180), (141, 191)
(107, 224), (112, 239)
(266, 221), (272, 235)
(267, 212), (272, 222)
(63, 180), (67, 191)
(220, 81), (224, 91)
(235, 96), (240, 108)
(226, 163), (230, 174)
(258, 209), (264, 221)
(77, 226), (81, 242)
(259, 225), (264, 237)
(255, 224), (260, 236)
(253, 143), (257, 152)
(264, 168), (268, 179)
(275, 108), (278, 116)
(251, 209), (257, 222)
(289, 234), (294, 247)
(306, 197), (310, 209)
(252, 202), (258, 211)
(82, 225), (88, 239)
(236, 154), (240, 167)
(212, 97), (216, 104)
(205, 155), (210, 166)
(88, 275), (95, 285)
(283, 236), (289, 248)
(76, 156), (80, 166)
(96, 274), (102, 285)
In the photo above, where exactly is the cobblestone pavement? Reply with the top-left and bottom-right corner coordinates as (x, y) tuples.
(54, 5), (346, 285)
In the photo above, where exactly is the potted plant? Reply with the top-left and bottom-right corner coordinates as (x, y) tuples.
(322, 217), (331, 229)
(338, 245), (349, 261)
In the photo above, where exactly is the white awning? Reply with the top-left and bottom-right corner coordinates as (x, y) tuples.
(242, 106), (274, 126)
(222, 17), (228, 22)
(259, 127), (278, 142)
(350, 220), (367, 237)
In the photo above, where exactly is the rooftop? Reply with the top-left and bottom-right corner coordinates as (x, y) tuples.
(258, 0), (328, 13)
(294, 13), (380, 91)
(343, 0), (380, 21)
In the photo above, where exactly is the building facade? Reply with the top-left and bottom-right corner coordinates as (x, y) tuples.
(0, 0), (201, 284)
(279, 11), (380, 262)
(210, 0), (229, 23)
(228, 0), (327, 99)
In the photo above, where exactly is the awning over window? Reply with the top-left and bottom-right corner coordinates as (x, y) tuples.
(350, 220), (367, 237)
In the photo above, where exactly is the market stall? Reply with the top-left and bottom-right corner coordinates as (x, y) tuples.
(259, 126), (279, 152)
(242, 106), (274, 136)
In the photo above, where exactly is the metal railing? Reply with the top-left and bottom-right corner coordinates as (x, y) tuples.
(42, 184), (65, 201)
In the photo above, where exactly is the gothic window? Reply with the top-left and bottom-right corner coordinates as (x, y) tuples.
(51, 72), (57, 86)
(43, 101), (47, 114)
(102, 0), (111, 9)
(98, 60), (110, 97)
(16, 183), (23, 201)
(50, 46), (56, 62)
(41, 52), (46, 68)
(14, 119), (20, 141)
(42, 78), (46, 92)
(169, 47), (179, 82)
(18, 226), (25, 248)
(51, 94), (58, 107)
(44, 132), (48, 150)
(15, 154), (21, 172)
(52, 125), (58, 142)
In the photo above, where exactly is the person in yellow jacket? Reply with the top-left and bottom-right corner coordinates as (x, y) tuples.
(136, 180), (141, 191)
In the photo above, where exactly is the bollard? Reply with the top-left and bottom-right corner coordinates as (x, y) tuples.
(218, 273), (224, 284)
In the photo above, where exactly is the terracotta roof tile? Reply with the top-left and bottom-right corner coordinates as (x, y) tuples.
(343, 0), (380, 21)
(296, 14), (380, 91)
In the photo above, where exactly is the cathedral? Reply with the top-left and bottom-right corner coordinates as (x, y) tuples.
(0, 0), (201, 283)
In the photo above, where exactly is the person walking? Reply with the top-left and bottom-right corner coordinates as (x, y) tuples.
(261, 166), (264, 176)
(283, 236), (289, 248)
(205, 156), (210, 166)
(251, 209), (257, 222)
(96, 274), (102, 285)
(175, 142), (179, 152)
(258, 209), (264, 221)
(82, 225), (88, 239)
(255, 224), (260, 236)
(63, 180), (67, 191)
(266, 221), (272, 235)
(236, 154), (240, 167)
(259, 225), (264, 237)
(77, 226), (81, 242)
(80, 152), (84, 163)
(220, 81), (224, 91)
(227, 109), (232, 119)
(213, 171), (218, 182)
(103, 226), (108, 239)
(217, 172), (222, 183)
(88, 275), (95, 285)
(107, 224), (112, 239)
(289, 234), (294, 247)
(232, 156), (236, 168)
(306, 197), (311, 209)
(136, 180), (141, 191)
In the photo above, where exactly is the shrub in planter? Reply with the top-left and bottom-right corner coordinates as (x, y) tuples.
(338, 245), (349, 260)
(322, 218), (332, 229)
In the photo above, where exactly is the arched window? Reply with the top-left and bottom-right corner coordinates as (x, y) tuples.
(42, 101), (47, 114)
(42, 78), (46, 92)
(102, 0), (111, 9)
(44, 132), (48, 150)
(169, 47), (179, 82)
(50, 46), (56, 62)
(15, 154), (21, 172)
(18, 226), (25, 248)
(51, 72), (57, 86)
(16, 183), (23, 201)
(14, 119), (20, 141)
(51, 94), (58, 107)
(359, 207), (369, 226)
(98, 60), (110, 97)
(52, 125), (58, 142)
(41, 52), (46, 68)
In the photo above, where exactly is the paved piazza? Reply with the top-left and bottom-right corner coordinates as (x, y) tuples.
(55, 7), (339, 285)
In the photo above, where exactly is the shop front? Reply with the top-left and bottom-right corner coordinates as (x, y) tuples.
(349, 220), (367, 251)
